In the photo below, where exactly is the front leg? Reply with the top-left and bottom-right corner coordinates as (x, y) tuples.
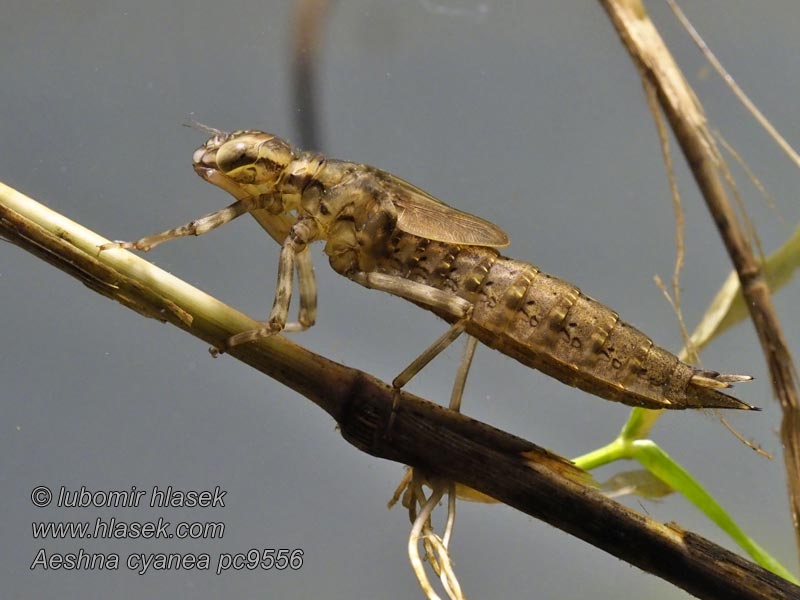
(287, 248), (317, 332)
(225, 218), (320, 348)
(248, 208), (317, 333)
(99, 196), (259, 253)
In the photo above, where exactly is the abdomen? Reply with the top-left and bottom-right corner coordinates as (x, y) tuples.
(468, 256), (747, 410)
(371, 235), (748, 410)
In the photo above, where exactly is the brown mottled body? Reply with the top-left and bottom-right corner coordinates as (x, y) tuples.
(105, 129), (753, 411)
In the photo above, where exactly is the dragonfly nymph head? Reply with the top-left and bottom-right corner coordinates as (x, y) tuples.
(192, 130), (294, 193)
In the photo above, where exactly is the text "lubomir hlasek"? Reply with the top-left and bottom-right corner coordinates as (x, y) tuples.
(56, 486), (226, 508)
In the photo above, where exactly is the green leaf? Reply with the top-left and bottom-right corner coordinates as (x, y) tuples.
(690, 223), (800, 352)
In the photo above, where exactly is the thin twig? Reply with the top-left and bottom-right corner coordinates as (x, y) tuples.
(664, 0), (800, 170)
(642, 76), (694, 361)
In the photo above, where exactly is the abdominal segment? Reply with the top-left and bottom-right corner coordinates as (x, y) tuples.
(467, 257), (749, 410)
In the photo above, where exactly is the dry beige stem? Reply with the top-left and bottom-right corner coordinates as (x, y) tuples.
(599, 0), (800, 556)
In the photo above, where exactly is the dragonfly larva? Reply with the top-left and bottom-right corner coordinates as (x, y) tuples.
(102, 129), (755, 411)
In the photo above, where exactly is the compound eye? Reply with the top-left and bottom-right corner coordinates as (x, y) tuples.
(216, 140), (260, 174)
